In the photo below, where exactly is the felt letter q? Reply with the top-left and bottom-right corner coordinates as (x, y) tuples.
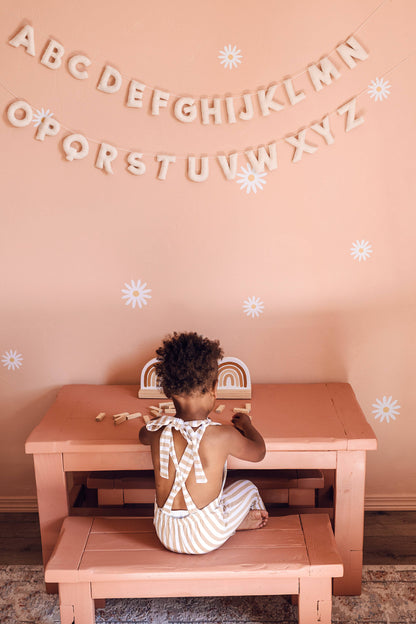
(63, 134), (89, 160)
(7, 100), (33, 127)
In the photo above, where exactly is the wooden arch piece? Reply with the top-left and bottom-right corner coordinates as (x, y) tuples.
(138, 358), (167, 399)
(217, 357), (251, 399)
(138, 356), (251, 399)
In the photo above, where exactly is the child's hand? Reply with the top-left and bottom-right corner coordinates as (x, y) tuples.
(231, 413), (252, 435)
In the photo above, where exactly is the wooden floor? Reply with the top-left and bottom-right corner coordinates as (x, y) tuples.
(1, 511), (416, 565)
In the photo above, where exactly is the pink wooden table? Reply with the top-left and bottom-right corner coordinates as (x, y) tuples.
(25, 383), (376, 596)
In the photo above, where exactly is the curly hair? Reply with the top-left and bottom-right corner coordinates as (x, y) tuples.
(154, 332), (224, 397)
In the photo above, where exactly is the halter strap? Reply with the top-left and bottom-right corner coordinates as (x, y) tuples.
(146, 414), (220, 512)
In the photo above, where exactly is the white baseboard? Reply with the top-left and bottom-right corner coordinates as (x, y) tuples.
(1, 495), (416, 513)
(364, 495), (416, 511)
(0, 497), (38, 512)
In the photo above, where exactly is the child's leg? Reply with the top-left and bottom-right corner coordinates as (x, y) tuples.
(220, 479), (268, 532)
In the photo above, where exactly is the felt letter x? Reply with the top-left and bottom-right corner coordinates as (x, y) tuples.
(285, 129), (318, 163)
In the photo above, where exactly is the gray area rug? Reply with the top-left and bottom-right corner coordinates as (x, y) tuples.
(0, 565), (415, 623)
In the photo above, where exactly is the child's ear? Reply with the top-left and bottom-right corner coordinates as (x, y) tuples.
(212, 379), (218, 397)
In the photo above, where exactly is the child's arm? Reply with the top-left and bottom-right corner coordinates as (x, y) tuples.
(138, 425), (152, 445)
(226, 413), (266, 462)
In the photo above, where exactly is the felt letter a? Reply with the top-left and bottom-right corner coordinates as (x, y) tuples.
(8, 24), (35, 56)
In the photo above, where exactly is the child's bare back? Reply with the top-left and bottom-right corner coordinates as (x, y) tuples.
(144, 418), (266, 514)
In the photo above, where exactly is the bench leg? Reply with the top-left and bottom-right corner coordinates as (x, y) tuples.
(60, 582), (95, 624)
(298, 577), (332, 624)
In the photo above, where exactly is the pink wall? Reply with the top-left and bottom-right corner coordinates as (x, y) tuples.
(1, 0), (415, 508)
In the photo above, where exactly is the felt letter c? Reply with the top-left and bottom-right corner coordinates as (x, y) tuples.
(68, 55), (91, 80)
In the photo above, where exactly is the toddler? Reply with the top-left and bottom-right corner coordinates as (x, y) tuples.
(139, 331), (268, 554)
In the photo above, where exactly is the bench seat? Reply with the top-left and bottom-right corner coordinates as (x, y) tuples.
(45, 513), (343, 624)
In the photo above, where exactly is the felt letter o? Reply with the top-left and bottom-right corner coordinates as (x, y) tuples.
(68, 55), (91, 80)
(7, 100), (33, 127)
(63, 134), (89, 160)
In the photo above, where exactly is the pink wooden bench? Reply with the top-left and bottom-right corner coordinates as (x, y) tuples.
(45, 514), (343, 624)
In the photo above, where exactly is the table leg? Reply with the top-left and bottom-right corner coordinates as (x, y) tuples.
(33, 453), (69, 593)
(333, 450), (366, 595)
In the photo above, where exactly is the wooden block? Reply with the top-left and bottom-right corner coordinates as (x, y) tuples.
(112, 412), (129, 419)
(98, 489), (124, 506)
(126, 412), (142, 420)
(261, 489), (289, 504)
(245, 403), (252, 412)
(123, 488), (156, 504)
(149, 406), (161, 412)
(114, 415), (127, 425)
(232, 407), (250, 414)
(95, 412), (106, 422)
(164, 409), (176, 415)
(142, 414), (150, 424)
(289, 488), (315, 507)
(159, 402), (174, 409)
(215, 404), (225, 413)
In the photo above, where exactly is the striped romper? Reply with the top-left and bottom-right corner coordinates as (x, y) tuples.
(146, 414), (266, 555)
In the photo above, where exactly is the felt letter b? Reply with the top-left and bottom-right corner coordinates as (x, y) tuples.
(41, 39), (65, 69)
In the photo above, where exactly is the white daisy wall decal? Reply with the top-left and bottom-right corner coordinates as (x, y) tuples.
(243, 296), (264, 318)
(372, 396), (400, 423)
(368, 77), (391, 102)
(121, 279), (152, 309)
(32, 108), (54, 127)
(350, 240), (373, 262)
(218, 44), (242, 69)
(2, 349), (23, 371)
(236, 165), (267, 194)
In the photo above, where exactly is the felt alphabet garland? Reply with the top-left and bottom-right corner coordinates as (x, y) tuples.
(2, 1), (410, 184)
(4, 93), (366, 182)
(8, 22), (369, 126)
